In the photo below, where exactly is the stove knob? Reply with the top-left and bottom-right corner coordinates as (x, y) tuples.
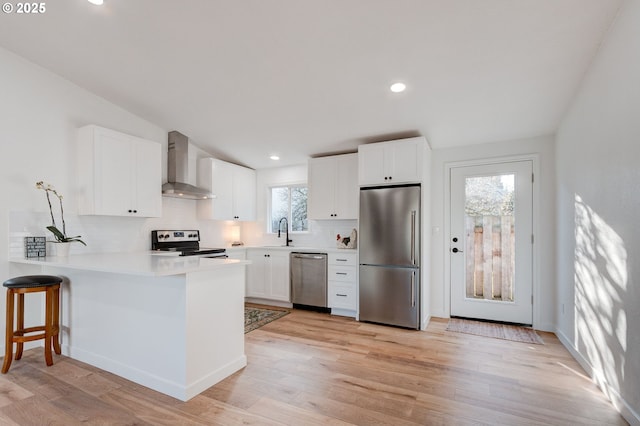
(158, 234), (164, 239)
(164, 234), (170, 239)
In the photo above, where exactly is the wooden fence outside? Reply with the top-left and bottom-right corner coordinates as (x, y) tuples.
(465, 215), (515, 302)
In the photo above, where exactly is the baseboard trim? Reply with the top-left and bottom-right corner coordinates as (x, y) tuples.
(63, 344), (247, 402)
(556, 328), (640, 426)
(245, 297), (293, 309)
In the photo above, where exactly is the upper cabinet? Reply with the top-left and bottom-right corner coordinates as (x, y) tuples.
(197, 158), (256, 221)
(308, 153), (358, 220)
(358, 137), (427, 186)
(77, 125), (162, 217)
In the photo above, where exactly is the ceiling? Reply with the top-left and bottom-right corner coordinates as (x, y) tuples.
(0, 0), (621, 169)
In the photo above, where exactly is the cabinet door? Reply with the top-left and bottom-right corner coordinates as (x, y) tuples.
(246, 251), (267, 298)
(358, 144), (386, 185)
(211, 159), (234, 220)
(359, 138), (424, 185)
(308, 157), (337, 219)
(133, 137), (162, 217)
(78, 125), (162, 217)
(335, 154), (358, 219)
(226, 249), (246, 260)
(198, 159), (234, 220)
(232, 165), (256, 221)
(268, 251), (290, 301)
(388, 139), (423, 184)
(93, 128), (135, 216)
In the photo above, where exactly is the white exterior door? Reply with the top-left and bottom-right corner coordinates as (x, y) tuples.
(450, 161), (533, 324)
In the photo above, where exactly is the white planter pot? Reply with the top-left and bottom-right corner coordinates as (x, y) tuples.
(47, 241), (71, 257)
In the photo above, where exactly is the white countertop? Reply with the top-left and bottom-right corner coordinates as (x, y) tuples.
(10, 252), (250, 277)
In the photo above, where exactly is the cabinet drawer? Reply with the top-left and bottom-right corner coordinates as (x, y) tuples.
(329, 252), (357, 266)
(328, 283), (356, 310)
(328, 265), (356, 283)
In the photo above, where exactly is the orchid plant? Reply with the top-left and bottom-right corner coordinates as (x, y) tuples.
(36, 181), (86, 245)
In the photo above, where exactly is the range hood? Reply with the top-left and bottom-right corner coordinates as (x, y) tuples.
(162, 131), (215, 200)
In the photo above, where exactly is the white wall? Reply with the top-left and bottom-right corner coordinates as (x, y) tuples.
(0, 47), (235, 349)
(555, 0), (640, 422)
(429, 135), (556, 331)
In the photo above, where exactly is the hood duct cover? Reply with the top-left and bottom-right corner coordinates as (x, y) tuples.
(162, 131), (215, 200)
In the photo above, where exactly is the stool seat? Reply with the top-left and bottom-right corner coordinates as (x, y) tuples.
(3, 275), (62, 373)
(3, 275), (63, 288)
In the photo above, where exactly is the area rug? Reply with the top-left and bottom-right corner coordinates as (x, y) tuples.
(446, 318), (544, 344)
(244, 306), (289, 333)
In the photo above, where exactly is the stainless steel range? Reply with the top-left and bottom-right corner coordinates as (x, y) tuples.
(151, 230), (227, 258)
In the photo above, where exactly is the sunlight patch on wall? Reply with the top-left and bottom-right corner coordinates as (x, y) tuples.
(574, 194), (627, 395)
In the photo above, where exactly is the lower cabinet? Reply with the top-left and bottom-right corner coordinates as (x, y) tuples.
(226, 249), (246, 261)
(246, 249), (290, 302)
(327, 252), (357, 316)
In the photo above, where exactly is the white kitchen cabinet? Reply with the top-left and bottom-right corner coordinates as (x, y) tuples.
(308, 153), (358, 220)
(226, 248), (246, 261)
(77, 125), (162, 217)
(358, 137), (426, 186)
(246, 249), (290, 302)
(327, 251), (357, 316)
(197, 158), (256, 221)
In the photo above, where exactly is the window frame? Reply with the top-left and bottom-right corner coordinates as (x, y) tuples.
(267, 183), (309, 234)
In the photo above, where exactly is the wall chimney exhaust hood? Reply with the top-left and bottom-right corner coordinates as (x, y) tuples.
(162, 131), (215, 200)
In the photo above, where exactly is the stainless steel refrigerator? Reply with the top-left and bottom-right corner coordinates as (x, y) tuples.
(359, 184), (420, 329)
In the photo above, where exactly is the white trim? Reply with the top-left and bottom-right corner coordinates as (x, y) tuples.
(443, 154), (541, 328)
(244, 297), (293, 309)
(556, 329), (640, 426)
(63, 343), (247, 402)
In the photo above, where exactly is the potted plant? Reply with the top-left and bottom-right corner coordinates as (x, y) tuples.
(36, 181), (86, 256)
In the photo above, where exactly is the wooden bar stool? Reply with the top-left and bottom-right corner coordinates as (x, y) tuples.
(2, 275), (62, 373)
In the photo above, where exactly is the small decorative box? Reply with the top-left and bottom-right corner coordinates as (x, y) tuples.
(24, 237), (46, 258)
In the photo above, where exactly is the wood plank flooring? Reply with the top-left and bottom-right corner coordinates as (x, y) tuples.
(0, 309), (627, 425)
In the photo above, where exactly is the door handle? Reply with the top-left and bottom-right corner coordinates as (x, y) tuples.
(410, 210), (416, 265)
(452, 248), (463, 253)
(411, 272), (416, 307)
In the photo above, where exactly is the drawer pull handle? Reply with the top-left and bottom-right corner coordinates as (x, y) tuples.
(336, 259), (348, 262)
(336, 294), (348, 297)
(336, 272), (348, 275)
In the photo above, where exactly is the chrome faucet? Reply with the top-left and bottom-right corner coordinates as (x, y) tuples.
(278, 217), (293, 246)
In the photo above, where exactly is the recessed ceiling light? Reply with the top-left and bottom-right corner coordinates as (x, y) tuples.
(88, 0), (103, 5)
(390, 82), (406, 93)
(270, 155), (280, 161)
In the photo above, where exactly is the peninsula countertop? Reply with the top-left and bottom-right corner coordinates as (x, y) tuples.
(10, 252), (250, 277)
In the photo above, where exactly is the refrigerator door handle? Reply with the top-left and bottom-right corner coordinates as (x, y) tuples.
(410, 210), (416, 265)
(411, 270), (416, 307)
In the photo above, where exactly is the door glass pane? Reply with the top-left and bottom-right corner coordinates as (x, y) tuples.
(464, 174), (515, 302)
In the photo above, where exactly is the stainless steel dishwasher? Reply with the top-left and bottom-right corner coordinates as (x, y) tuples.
(290, 252), (328, 308)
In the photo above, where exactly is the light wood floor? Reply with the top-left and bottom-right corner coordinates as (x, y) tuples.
(0, 309), (627, 425)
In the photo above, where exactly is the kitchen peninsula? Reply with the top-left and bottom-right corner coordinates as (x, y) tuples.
(10, 253), (249, 401)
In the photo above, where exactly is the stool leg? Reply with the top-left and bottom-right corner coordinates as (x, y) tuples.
(2, 289), (15, 374)
(44, 287), (53, 366)
(52, 285), (61, 355)
(15, 293), (24, 360)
